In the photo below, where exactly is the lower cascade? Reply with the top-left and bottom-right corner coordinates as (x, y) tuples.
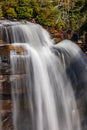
(0, 20), (87, 130)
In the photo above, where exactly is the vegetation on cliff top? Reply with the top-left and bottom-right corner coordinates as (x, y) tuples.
(0, 0), (87, 34)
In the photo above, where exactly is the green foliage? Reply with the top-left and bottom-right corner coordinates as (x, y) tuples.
(16, 7), (33, 19)
(36, 13), (51, 26)
(55, 20), (67, 29)
(5, 8), (17, 18)
(70, 0), (87, 31)
(18, 0), (30, 6)
(2, 0), (18, 8)
(0, 8), (3, 18)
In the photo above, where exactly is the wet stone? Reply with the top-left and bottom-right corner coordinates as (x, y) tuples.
(0, 44), (29, 130)
(2, 111), (13, 130)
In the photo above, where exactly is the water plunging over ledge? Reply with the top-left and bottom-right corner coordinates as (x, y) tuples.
(0, 20), (87, 130)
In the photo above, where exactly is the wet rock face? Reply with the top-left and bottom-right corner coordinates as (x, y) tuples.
(0, 44), (27, 130)
(0, 45), (12, 129)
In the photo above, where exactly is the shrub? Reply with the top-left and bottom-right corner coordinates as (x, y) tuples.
(16, 7), (33, 19)
(5, 8), (17, 18)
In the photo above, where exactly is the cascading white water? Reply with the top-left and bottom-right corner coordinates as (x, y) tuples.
(1, 20), (87, 130)
(10, 43), (81, 130)
(0, 20), (52, 47)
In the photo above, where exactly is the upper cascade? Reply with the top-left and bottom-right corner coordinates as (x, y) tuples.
(0, 20), (53, 47)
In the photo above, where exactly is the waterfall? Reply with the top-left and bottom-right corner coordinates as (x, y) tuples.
(0, 20), (86, 130)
